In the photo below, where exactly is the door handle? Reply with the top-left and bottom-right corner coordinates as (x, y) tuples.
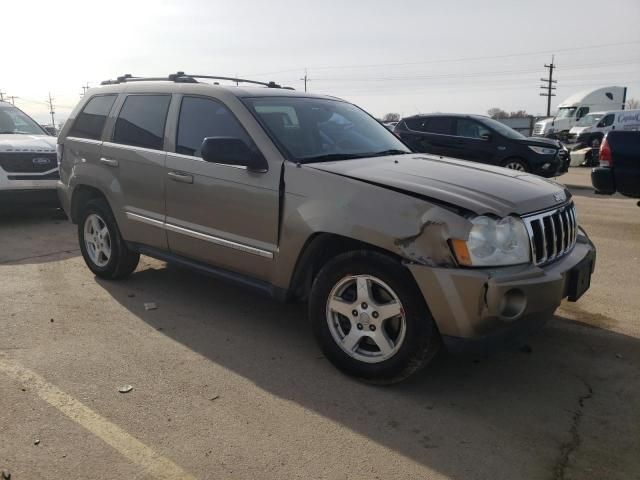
(99, 157), (119, 167)
(168, 171), (194, 184)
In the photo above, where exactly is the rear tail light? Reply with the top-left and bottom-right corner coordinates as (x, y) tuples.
(56, 143), (64, 167)
(598, 136), (612, 167)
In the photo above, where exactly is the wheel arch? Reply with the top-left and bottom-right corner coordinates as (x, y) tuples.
(70, 184), (110, 224)
(286, 232), (404, 302)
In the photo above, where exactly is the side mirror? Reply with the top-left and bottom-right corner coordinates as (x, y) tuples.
(596, 122), (604, 128)
(201, 137), (268, 172)
(480, 132), (492, 141)
(611, 125), (615, 130)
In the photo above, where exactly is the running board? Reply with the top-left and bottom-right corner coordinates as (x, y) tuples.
(130, 243), (279, 299)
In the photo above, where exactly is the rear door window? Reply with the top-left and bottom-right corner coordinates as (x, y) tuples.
(69, 95), (117, 140)
(176, 96), (253, 157)
(113, 95), (171, 150)
(404, 118), (426, 131)
(424, 117), (453, 135)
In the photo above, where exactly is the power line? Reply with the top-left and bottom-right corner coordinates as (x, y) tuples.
(250, 40), (640, 76)
(540, 55), (557, 116)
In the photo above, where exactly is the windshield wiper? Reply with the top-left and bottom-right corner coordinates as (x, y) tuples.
(368, 149), (411, 157)
(299, 153), (369, 164)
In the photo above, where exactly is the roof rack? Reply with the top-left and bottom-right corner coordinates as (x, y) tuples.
(100, 72), (294, 89)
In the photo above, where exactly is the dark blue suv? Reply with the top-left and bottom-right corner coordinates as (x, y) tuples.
(394, 114), (569, 177)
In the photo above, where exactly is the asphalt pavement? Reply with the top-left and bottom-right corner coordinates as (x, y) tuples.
(0, 174), (638, 480)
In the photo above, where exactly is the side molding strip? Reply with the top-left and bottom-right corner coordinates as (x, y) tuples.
(125, 211), (273, 259)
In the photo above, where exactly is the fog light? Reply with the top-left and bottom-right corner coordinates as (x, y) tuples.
(498, 289), (527, 320)
(542, 162), (551, 169)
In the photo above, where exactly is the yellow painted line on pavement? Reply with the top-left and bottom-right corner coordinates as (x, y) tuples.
(0, 356), (197, 480)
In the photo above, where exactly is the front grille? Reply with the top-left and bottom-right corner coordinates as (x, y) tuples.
(0, 152), (57, 173)
(523, 203), (577, 265)
(533, 124), (544, 135)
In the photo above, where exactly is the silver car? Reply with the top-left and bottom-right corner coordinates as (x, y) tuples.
(56, 73), (596, 383)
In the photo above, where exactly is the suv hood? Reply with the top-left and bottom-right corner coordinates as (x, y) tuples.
(307, 154), (569, 216)
(0, 134), (56, 153)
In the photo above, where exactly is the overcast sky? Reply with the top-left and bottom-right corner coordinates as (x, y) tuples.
(3, 0), (640, 124)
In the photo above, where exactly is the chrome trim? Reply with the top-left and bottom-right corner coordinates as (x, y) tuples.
(100, 157), (119, 167)
(103, 142), (165, 155)
(523, 202), (577, 266)
(65, 137), (103, 145)
(125, 212), (165, 228)
(125, 211), (273, 259)
(167, 152), (249, 170)
(164, 223), (273, 258)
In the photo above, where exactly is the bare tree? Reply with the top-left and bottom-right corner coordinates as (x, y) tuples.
(508, 110), (529, 118)
(626, 98), (640, 109)
(487, 107), (508, 119)
(382, 113), (401, 122)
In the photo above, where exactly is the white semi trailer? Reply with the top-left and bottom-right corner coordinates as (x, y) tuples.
(533, 86), (627, 139)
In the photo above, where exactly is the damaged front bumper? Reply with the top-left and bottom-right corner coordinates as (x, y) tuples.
(407, 229), (596, 354)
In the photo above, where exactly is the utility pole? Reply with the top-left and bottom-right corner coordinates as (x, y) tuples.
(540, 55), (557, 117)
(0, 90), (5, 102)
(47, 92), (56, 130)
(80, 82), (90, 97)
(7, 96), (18, 105)
(300, 69), (310, 92)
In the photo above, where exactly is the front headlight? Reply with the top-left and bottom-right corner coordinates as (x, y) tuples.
(450, 215), (531, 267)
(529, 146), (557, 155)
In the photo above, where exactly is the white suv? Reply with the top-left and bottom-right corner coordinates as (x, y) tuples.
(0, 101), (59, 206)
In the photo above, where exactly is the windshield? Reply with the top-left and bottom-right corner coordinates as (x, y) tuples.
(476, 117), (526, 140)
(0, 104), (47, 135)
(576, 113), (603, 126)
(556, 107), (578, 119)
(243, 97), (410, 163)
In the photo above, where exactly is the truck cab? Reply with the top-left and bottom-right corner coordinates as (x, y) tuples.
(533, 86), (628, 140)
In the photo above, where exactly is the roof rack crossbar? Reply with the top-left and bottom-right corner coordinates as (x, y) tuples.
(100, 72), (293, 89)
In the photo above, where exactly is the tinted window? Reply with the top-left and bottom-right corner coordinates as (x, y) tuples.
(576, 107), (590, 119)
(600, 114), (615, 127)
(424, 117), (453, 135)
(176, 96), (252, 157)
(455, 119), (491, 139)
(404, 118), (426, 131)
(113, 95), (170, 150)
(68, 95), (116, 140)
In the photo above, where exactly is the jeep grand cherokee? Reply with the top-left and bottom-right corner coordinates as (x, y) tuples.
(56, 73), (596, 383)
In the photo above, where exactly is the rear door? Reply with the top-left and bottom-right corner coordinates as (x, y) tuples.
(100, 94), (171, 249)
(403, 117), (455, 156)
(451, 118), (494, 163)
(164, 95), (280, 280)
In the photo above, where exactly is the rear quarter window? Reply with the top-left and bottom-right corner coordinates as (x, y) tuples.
(113, 95), (171, 150)
(68, 95), (117, 140)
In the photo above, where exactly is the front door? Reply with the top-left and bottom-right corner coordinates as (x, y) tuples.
(164, 95), (280, 280)
(451, 118), (494, 164)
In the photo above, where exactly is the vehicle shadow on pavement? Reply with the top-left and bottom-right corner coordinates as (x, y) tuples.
(0, 208), (79, 265)
(97, 262), (640, 480)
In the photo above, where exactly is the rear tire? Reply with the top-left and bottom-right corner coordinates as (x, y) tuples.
(309, 250), (441, 384)
(78, 198), (139, 279)
(501, 158), (529, 172)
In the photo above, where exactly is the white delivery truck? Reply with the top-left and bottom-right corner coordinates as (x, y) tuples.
(533, 86), (627, 139)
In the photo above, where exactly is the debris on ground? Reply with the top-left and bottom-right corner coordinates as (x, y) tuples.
(50, 318), (54, 323)
(118, 385), (134, 394)
(1, 469), (11, 479)
(616, 353), (623, 359)
(128, 293), (135, 298)
(210, 395), (220, 401)
(34, 439), (40, 446)
(144, 302), (157, 311)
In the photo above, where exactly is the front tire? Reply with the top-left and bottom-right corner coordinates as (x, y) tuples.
(310, 250), (440, 384)
(501, 158), (529, 172)
(78, 198), (140, 279)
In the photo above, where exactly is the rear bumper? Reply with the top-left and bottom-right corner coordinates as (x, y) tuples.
(407, 230), (596, 353)
(591, 167), (615, 194)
